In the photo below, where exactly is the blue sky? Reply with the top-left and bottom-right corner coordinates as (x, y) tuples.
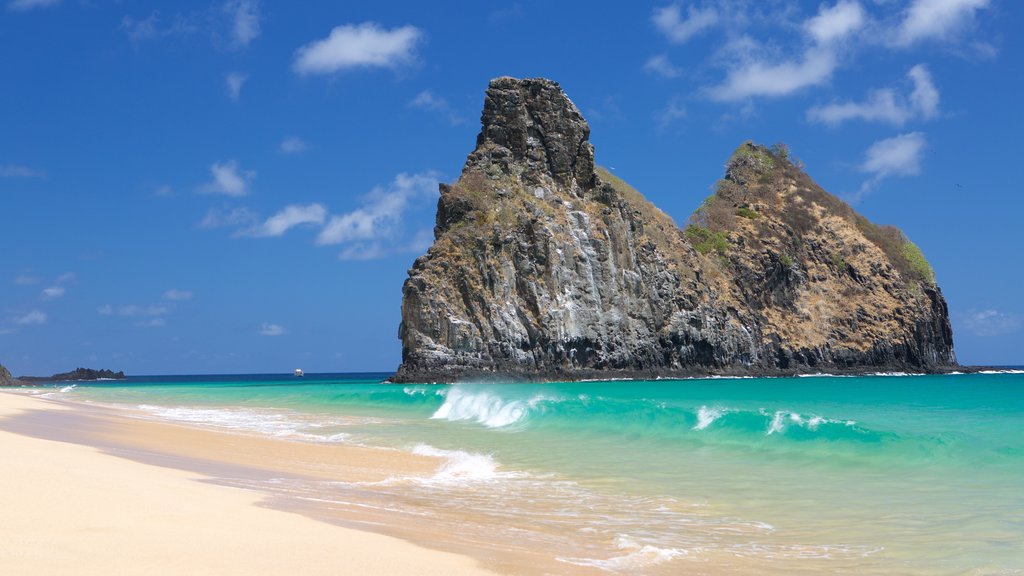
(1, 0), (1020, 375)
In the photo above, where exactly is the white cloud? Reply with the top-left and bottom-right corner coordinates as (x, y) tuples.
(163, 289), (193, 301)
(8, 0), (58, 12)
(200, 160), (254, 196)
(907, 64), (939, 119)
(280, 137), (308, 154)
(856, 132), (926, 198)
(139, 318), (166, 328)
(409, 90), (463, 125)
(293, 22), (423, 75)
(894, 0), (990, 47)
(200, 205), (259, 229)
(223, 0), (261, 49)
(225, 72), (248, 102)
(808, 64), (939, 126)
(0, 164), (46, 178)
(14, 310), (46, 325)
(652, 4), (718, 44)
(41, 286), (65, 300)
(708, 49), (837, 101)
(98, 304), (168, 317)
(805, 0), (866, 45)
(14, 275), (40, 285)
(56, 271), (76, 284)
(962, 309), (1021, 337)
(258, 322), (286, 336)
(241, 203), (327, 237)
(317, 172), (438, 247)
(643, 54), (682, 79)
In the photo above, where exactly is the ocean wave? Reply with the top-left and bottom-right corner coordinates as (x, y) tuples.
(693, 406), (730, 430)
(558, 535), (689, 571)
(764, 409), (855, 436)
(979, 369), (1024, 375)
(409, 443), (526, 484)
(430, 386), (560, 429)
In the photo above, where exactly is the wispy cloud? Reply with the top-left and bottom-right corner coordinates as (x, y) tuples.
(200, 205), (259, 229)
(14, 274), (40, 285)
(200, 160), (254, 196)
(808, 64), (939, 126)
(240, 203), (327, 237)
(961, 309), (1021, 337)
(225, 72), (248, 102)
(8, 0), (58, 12)
(409, 90), (463, 125)
(98, 304), (168, 317)
(656, 97), (687, 128)
(163, 289), (193, 301)
(293, 22), (423, 75)
(120, 12), (197, 42)
(40, 286), (65, 300)
(280, 137), (309, 154)
(702, 2), (863, 102)
(856, 132), (926, 199)
(258, 322), (286, 336)
(317, 172), (438, 250)
(13, 310), (46, 325)
(643, 54), (682, 79)
(652, 4), (718, 44)
(893, 0), (990, 47)
(223, 0), (261, 49)
(0, 164), (46, 178)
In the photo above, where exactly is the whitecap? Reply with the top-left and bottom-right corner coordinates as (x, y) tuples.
(430, 386), (559, 429)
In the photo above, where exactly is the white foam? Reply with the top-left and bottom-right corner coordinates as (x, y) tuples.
(134, 405), (351, 443)
(59, 384), (77, 393)
(979, 369), (1024, 375)
(559, 535), (688, 571)
(407, 444), (527, 486)
(693, 406), (728, 430)
(430, 387), (558, 429)
(763, 409), (854, 435)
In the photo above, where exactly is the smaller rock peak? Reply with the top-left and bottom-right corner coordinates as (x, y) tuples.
(468, 76), (596, 194)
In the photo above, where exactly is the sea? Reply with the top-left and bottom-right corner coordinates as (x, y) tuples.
(30, 370), (1024, 575)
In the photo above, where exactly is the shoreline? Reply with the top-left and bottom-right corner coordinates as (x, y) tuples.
(0, 390), (501, 576)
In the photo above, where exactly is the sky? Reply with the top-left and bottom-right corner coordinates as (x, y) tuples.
(1, 0), (1021, 375)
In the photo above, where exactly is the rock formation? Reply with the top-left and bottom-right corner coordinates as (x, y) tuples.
(0, 363), (24, 386)
(394, 77), (956, 382)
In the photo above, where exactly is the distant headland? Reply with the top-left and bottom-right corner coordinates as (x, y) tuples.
(393, 77), (956, 383)
(17, 367), (126, 383)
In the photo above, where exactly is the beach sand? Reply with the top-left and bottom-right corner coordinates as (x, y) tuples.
(0, 391), (499, 576)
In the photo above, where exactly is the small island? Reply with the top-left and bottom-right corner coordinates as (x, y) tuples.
(19, 367), (127, 383)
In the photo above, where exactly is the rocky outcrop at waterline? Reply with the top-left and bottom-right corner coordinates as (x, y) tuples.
(393, 77), (956, 383)
(0, 363), (24, 387)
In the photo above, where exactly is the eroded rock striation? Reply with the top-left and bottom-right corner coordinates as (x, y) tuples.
(394, 77), (956, 382)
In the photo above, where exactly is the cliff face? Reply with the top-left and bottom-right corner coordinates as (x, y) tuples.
(395, 77), (955, 382)
(1, 363), (24, 387)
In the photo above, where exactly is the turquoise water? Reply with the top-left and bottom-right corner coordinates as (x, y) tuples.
(41, 371), (1024, 574)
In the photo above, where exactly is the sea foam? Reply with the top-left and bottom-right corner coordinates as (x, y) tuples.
(430, 386), (558, 428)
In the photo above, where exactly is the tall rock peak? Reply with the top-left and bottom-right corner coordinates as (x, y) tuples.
(395, 77), (956, 382)
(467, 77), (596, 195)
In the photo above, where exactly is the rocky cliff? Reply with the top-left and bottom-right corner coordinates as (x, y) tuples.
(394, 77), (956, 382)
(20, 367), (127, 382)
(1, 363), (24, 387)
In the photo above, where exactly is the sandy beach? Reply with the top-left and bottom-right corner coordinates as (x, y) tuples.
(0, 390), (498, 576)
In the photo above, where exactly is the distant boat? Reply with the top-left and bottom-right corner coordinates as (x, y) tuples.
(294, 369), (304, 377)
